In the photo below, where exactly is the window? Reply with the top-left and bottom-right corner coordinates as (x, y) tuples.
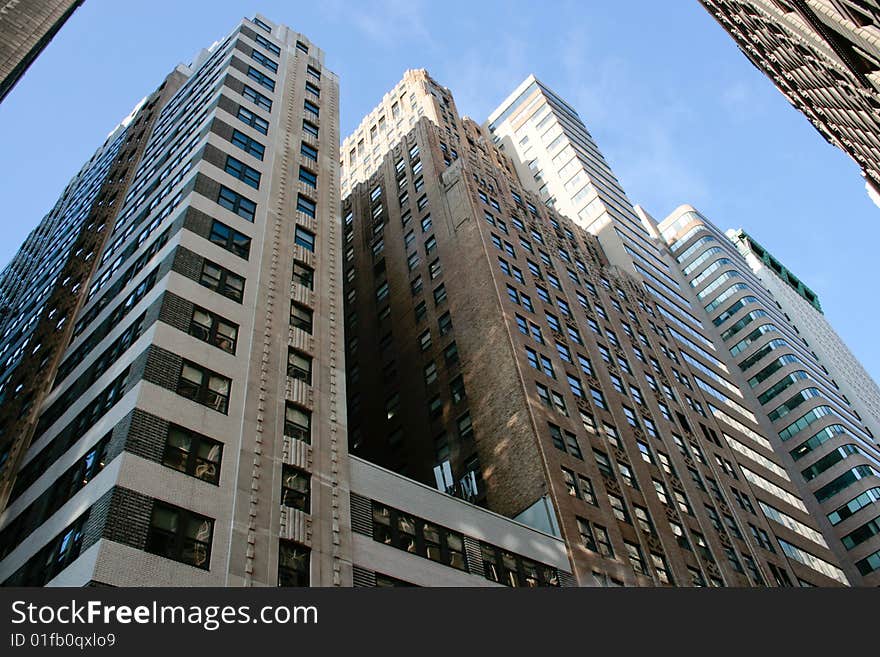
(551, 390), (568, 416)
(305, 81), (320, 97)
(146, 502), (213, 569)
(593, 449), (613, 477)
(247, 66), (275, 91)
(292, 261), (314, 289)
(298, 167), (317, 188)
(290, 302), (313, 334)
(254, 33), (281, 56)
(433, 283), (447, 305)
(481, 544), (559, 587)
(555, 342), (572, 363)
(303, 120), (319, 138)
(424, 361), (438, 385)
(419, 329), (432, 351)
(637, 440), (654, 464)
(438, 311), (452, 335)
(278, 542), (310, 586)
(162, 425), (222, 484)
(209, 220), (251, 260)
(304, 99), (319, 119)
(237, 106), (268, 134)
(287, 349), (312, 383)
(625, 541), (647, 576)
(251, 48), (278, 72)
(296, 194), (317, 218)
(608, 493), (630, 523)
(590, 387), (608, 410)
(218, 186), (256, 221)
(300, 141), (318, 161)
(177, 361), (231, 414)
(284, 403), (311, 443)
(243, 85), (272, 111)
(189, 306), (238, 353)
(225, 156), (261, 189)
(281, 465), (310, 512)
(292, 226), (316, 252)
(372, 503), (467, 571)
(450, 375), (466, 403)
(231, 129), (265, 160)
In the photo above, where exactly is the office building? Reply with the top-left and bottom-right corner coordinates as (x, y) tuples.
(699, 0), (880, 198)
(654, 205), (880, 584)
(0, 14), (354, 587)
(729, 228), (880, 429)
(342, 69), (848, 586)
(0, 0), (84, 103)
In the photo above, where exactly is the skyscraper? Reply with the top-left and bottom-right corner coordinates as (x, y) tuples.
(729, 227), (880, 430)
(342, 69), (848, 586)
(699, 0), (880, 198)
(0, 14), (352, 587)
(0, 0), (84, 103)
(489, 74), (878, 584)
(652, 208), (880, 584)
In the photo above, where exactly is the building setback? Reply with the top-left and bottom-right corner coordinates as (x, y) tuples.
(699, 0), (880, 199)
(0, 0), (83, 103)
(342, 69), (848, 586)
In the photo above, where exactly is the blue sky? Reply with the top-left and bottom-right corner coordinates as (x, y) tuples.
(1, 0), (878, 383)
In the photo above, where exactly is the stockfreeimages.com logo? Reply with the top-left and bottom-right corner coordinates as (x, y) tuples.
(11, 600), (318, 632)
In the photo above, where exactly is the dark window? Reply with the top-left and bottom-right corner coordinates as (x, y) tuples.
(237, 106), (269, 134)
(278, 541), (310, 586)
(251, 48), (278, 72)
(225, 156), (261, 189)
(177, 361), (231, 414)
(284, 403), (311, 443)
(281, 464), (311, 512)
(162, 425), (222, 484)
(297, 194), (317, 218)
(287, 349), (312, 383)
(145, 502), (213, 569)
(299, 167), (317, 188)
(300, 142), (318, 161)
(481, 543), (559, 587)
(303, 120), (319, 138)
(292, 261), (314, 289)
(290, 302), (313, 334)
(209, 220), (251, 259)
(247, 66), (275, 91)
(218, 185), (257, 221)
(231, 129), (265, 160)
(371, 503), (467, 571)
(255, 33), (281, 56)
(243, 85), (272, 111)
(199, 260), (245, 302)
(189, 306), (238, 353)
